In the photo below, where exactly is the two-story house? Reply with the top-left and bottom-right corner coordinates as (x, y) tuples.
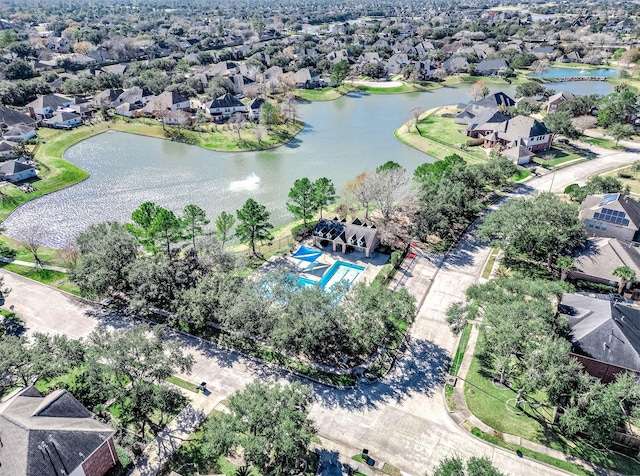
(202, 93), (247, 122)
(25, 94), (73, 120)
(579, 193), (640, 242)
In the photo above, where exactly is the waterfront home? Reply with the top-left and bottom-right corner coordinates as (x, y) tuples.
(91, 88), (124, 108)
(294, 68), (321, 89)
(0, 386), (118, 476)
(142, 90), (191, 117)
(312, 218), (380, 258)
(0, 139), (16, 158)
(44, 111), (83, 129)
(111, 86), (154, 109)
(0, 159), (37, 182)
(546, 91), (575, 113)
(579, 193), (640, 242)
(247, 97), (265, 122)
(455, 92), (516, 125)
(3, 123), (36, 141)
(481, 115), (553, 153)
(202, 93), (247, 122)
(475, 58), (509, 76)
(25, 94), (73, 120)
(0, 105), (37, 128)
(443, 56), (469, 74)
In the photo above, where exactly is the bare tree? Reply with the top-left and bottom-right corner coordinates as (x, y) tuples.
(229, 113), (246, 141)
(56, 243), (81, 270)
(253, 124), (267, 143)
(410, 107), (426, 132)
(344, 172), (376, 221)
(370, 167), (414, 223)
(571, 115), (597, 134)
(467, 80), (486, 100)
(433, 68), (447, 82)
(532, 59), (550, 78)
(282, 93), (298, 123)
(22, 224), (47, 269)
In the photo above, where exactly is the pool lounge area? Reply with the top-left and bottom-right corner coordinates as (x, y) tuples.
(259, 242), (388, 293)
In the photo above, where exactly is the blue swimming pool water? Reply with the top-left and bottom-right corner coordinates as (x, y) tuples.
(296, 261), (366, 290)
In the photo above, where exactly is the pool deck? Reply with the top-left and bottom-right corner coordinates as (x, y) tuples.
(259, 240), (388, 286)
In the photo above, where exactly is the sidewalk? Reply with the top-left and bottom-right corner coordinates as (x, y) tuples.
(130, 386), (223, 476)
(0, 255), (68, 272)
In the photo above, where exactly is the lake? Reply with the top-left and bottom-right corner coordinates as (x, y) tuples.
(539, 67), (619, 79)
(3, 80), (613, 247)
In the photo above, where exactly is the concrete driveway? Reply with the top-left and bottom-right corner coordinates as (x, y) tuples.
(3, 154), (634, 476)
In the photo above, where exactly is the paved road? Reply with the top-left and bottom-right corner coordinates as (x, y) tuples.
(4, 154), (636, 476)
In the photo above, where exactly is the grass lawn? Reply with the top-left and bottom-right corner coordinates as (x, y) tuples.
(0, 234), (67, 267)
(603, 166), (640, 195)
(465, 349), (640, 474)
(450, 323), (472, 376)
(584, 136), (628, 151)
(295, 85), (354, 101)
(533, 146), (582, 168)
(353, 82), (439, 94)
(445, 384), (457, 411)
(166, 375), (200, 393)
(482, 249), (499, 279)
(35, 366), (85, 394)
(0, 262), (80, 294)
(394, 107), (488, 164)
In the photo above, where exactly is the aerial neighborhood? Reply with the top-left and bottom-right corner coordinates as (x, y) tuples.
(2, 1), (640, 476)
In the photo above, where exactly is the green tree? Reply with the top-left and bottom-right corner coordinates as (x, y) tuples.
(71, 222), (138, 298)
(515, 81), (544, 98)
(430, 455), (506, 476)
(5, 59), (35, 80)
(236, 198), (274, 255)
(313, 177), (337, 219)
(478, 193), (584, 269)
(182, 204), (210, 250)
(362, 62), (386, 79)
(556, 256), (575, 281)
(203, 380), (316, 476)
(127, 202), (183, 258)
(376, 161), (402, 172)
(330, 59), (350, 86)
(609, 122), (634, 146)
(287, 178), (317, 228)
(215, 211), (236, 248)
(152, 207), (183, 260)
(544, 110), (579, 139)
(613, 265), (636, 294)
(260, 101), (282, 131)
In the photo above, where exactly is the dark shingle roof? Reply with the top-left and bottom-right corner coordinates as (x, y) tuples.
(0, 386), (115, 476)
(0, 105), (37, 127)
(0, 160), (35, 175)
(561, 293), (640, 372)
(205, 93), (244, 109)
(580, 193), (640, 230)
(476, 58), (509, 72)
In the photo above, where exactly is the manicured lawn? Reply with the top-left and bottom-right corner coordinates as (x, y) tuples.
(0, 263), (80, 294)
(533, 146), (582, 168)
(353, 82), (439, 94)
(481, 249), (499, 279)
(166, 375), (200, 393)
(295, 86), (347, 101)
(394, 107), (488, 164)
(584, 136), (629, 151)
(450, 323), (472, 376)
(466, 347), (640, 474)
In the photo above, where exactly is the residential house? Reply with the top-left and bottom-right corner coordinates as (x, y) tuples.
(111, 87), (154, 109)
(579, 193), (640, 242)
(0, 140), (16, 159)
(475, 58), (509, 76)
(531, 45), (556, 58)
(570, 237), (640, 287)
(442, 56), (469, 74)
(312, 217), (380, 258)
(3, 124), (36, 141)
(502, 140), (536, 165)
(384, 53), (410, 75)
(482, 115), (552, 153)
(0, 386), (118, 476)
(559, 293), (640, 383)
(0, 105), (37, 128)
(102, 63), (128, 76)
(0, 159), (37, 182)
(206, 61), (239, 78)
(230, 74), (255, 96)
(247, 97), (265, 122)
(560, 51), (581, 63)
(455, 92), (516, 126)
(546, 91), (575, 113)
(294, 68), (321, 89)
(44, 111), (82, 129)
(202, 93), (247, 122)
(91, 88), (124, 108)
(142, 91), (191, 117)
(25, 94), (73, 120)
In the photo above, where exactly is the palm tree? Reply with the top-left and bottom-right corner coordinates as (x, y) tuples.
(235, 466), (252, 476)
(556, 256), (575, 282)
(613, 265), (636, 295)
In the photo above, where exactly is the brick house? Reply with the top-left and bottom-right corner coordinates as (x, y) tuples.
(0, 386), (118, 476)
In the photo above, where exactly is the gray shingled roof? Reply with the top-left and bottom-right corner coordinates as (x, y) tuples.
(476, 58), (509, 72)
(573, 237), (640, 283)
(561, 293), (640, 372)
(0, 386), (115, 476)
(0, 160), (35, 175)
(0, 105), (37, 127)
(580, 193), (640, 230)
(499, 115), (550, 143)
(205, 93), (244, 109)
(25, 94), (72, 110)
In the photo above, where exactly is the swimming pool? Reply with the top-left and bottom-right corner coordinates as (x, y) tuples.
(296, 261), (365, 289)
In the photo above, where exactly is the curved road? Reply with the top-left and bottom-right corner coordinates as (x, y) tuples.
(3, 145), (637, 476)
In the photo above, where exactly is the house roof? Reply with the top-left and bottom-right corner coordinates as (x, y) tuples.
(573, 237), (640, 283)
(0, 386), (115, 476)
(4, 123), (36, 138)
(468, 110), (511, 132)
(45, 111), (81, 123)
(142, 91), (190, 113)
(103, 63), (128, 75)
(473, 92), (515, 109)
(0, 140), (16, 152)
(560, 293), (640, 372)
(92, 88), (124, 106)
(548, 91), (575, 104)
(499, 115), (550, 143)
(25, 94), (72, 110)
(476, 58), (509, 72)
(0, 105), (37, 127)
(205, 93), (244, 109)
(294, 68), (319, 83)
(0, 159), (36, 175)
(313, 218), (379, 249)
(580, 193), (640, 230)
(248, 97), (265, 111)
(112, 87), (153, 107)
(503, 144), (534, 161)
